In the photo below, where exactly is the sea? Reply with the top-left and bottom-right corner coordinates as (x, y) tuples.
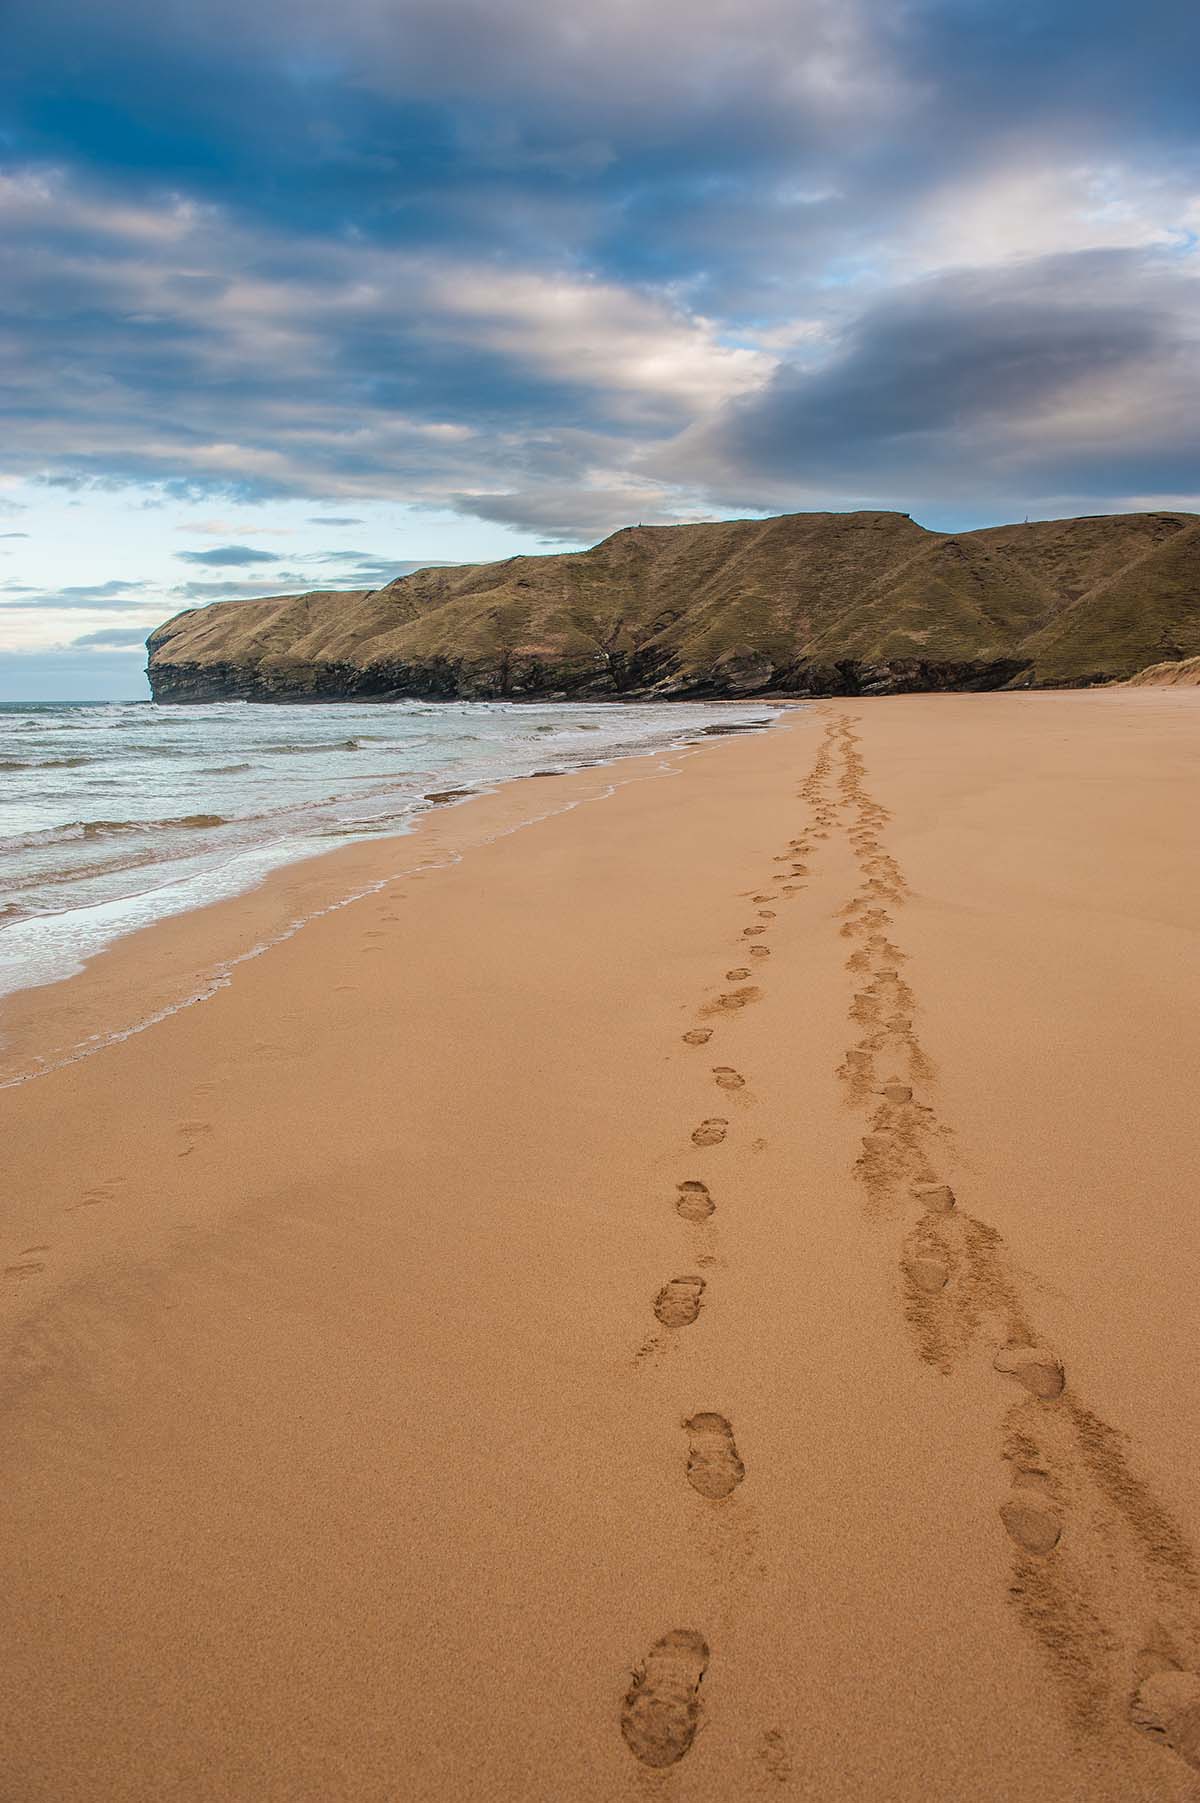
(0, 697), (781, 1006)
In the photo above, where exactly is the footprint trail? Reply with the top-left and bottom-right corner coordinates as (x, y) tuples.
(820, 710), (1200, 1771)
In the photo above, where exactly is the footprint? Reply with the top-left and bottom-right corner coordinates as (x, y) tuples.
(994, 1343), (1066, 1400)
(1000, 1500), (1062, 1555)
(683, 1028), (713, 1046)
(621, 1630), (710, 1768)
(748, 946), (770, 959)
(655, 1276), (706, 1327)
(176, 1119), (213, 1160)
(757, 910), (776, 920)
(676, 1181), (715, 1222)
(882, 1082), (913, 1104)
(705, 987), (761, 1014)
(1131, 1670), (1200, 1769)
(4, 1261), (46, 1279)
(904, 1252), (950, 1293)
(1011, 1465), (1055, 1499)
(911, 1183), (956, 1214)
(757, 1728), (793, 1784)
(66, 1182), (118, 1213)
(725, 967), (752, 980)
(712, 1067), (745, 1091)
(684, 1413), (745, 1499)
(743, 925), (766, 937)
(692, 1119), (728, 1147)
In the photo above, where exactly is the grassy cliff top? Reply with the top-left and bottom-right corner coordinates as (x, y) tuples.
(147, 508), (1200, 699)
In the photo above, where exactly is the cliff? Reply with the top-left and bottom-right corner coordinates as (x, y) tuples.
(146, 509), (1200, 702)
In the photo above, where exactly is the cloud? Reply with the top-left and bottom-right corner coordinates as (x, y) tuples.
(452, 484), (720, 542)
(176, 544), (281, 566)
(336, 558), (455, 585)
(0, 531), (30, 538)
(71, 624), (151, 646)
(660, 249), (1200, 515)
(170, 575), (300, 600)
(0, 0), (1198, 562)
(168, 557), (453, 599)
(0, 580), (153, 609)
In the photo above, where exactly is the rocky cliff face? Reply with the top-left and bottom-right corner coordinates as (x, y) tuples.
(146, 509), (1200, 702)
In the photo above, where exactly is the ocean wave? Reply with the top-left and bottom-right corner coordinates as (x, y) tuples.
(0, 754), (94, 770)
(260, 739), (366, 755)
(81, 813), (230, 837)
(200, 762), (253, 774)
(2, 813), (232, 852)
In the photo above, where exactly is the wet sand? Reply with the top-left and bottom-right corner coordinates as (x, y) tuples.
(2, 691), (1199, 1801)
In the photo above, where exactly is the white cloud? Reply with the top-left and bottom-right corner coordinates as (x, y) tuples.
(903, 155), (1200, 276)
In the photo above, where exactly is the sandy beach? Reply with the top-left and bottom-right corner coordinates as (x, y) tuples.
(2, 690), (1200, 1801)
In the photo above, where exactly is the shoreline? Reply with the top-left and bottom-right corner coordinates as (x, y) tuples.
(0, 711), (787, 1089)
(3, 689), (1199, 1800)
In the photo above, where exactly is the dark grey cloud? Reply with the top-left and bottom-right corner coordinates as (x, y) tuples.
(307, 515), (363, 526)
(667, 250), (1200, 517)
(0, 532), (31, 539)
(176, 545), (281, 566)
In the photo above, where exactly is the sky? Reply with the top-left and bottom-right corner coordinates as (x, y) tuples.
(1, 0), (1198, 699)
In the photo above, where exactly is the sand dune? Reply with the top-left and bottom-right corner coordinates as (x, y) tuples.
(2, 692), (1199, 1800)
(1126, 653), (1200, 686)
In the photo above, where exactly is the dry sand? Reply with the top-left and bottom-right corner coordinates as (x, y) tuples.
(2, 690), (1199, 1801)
